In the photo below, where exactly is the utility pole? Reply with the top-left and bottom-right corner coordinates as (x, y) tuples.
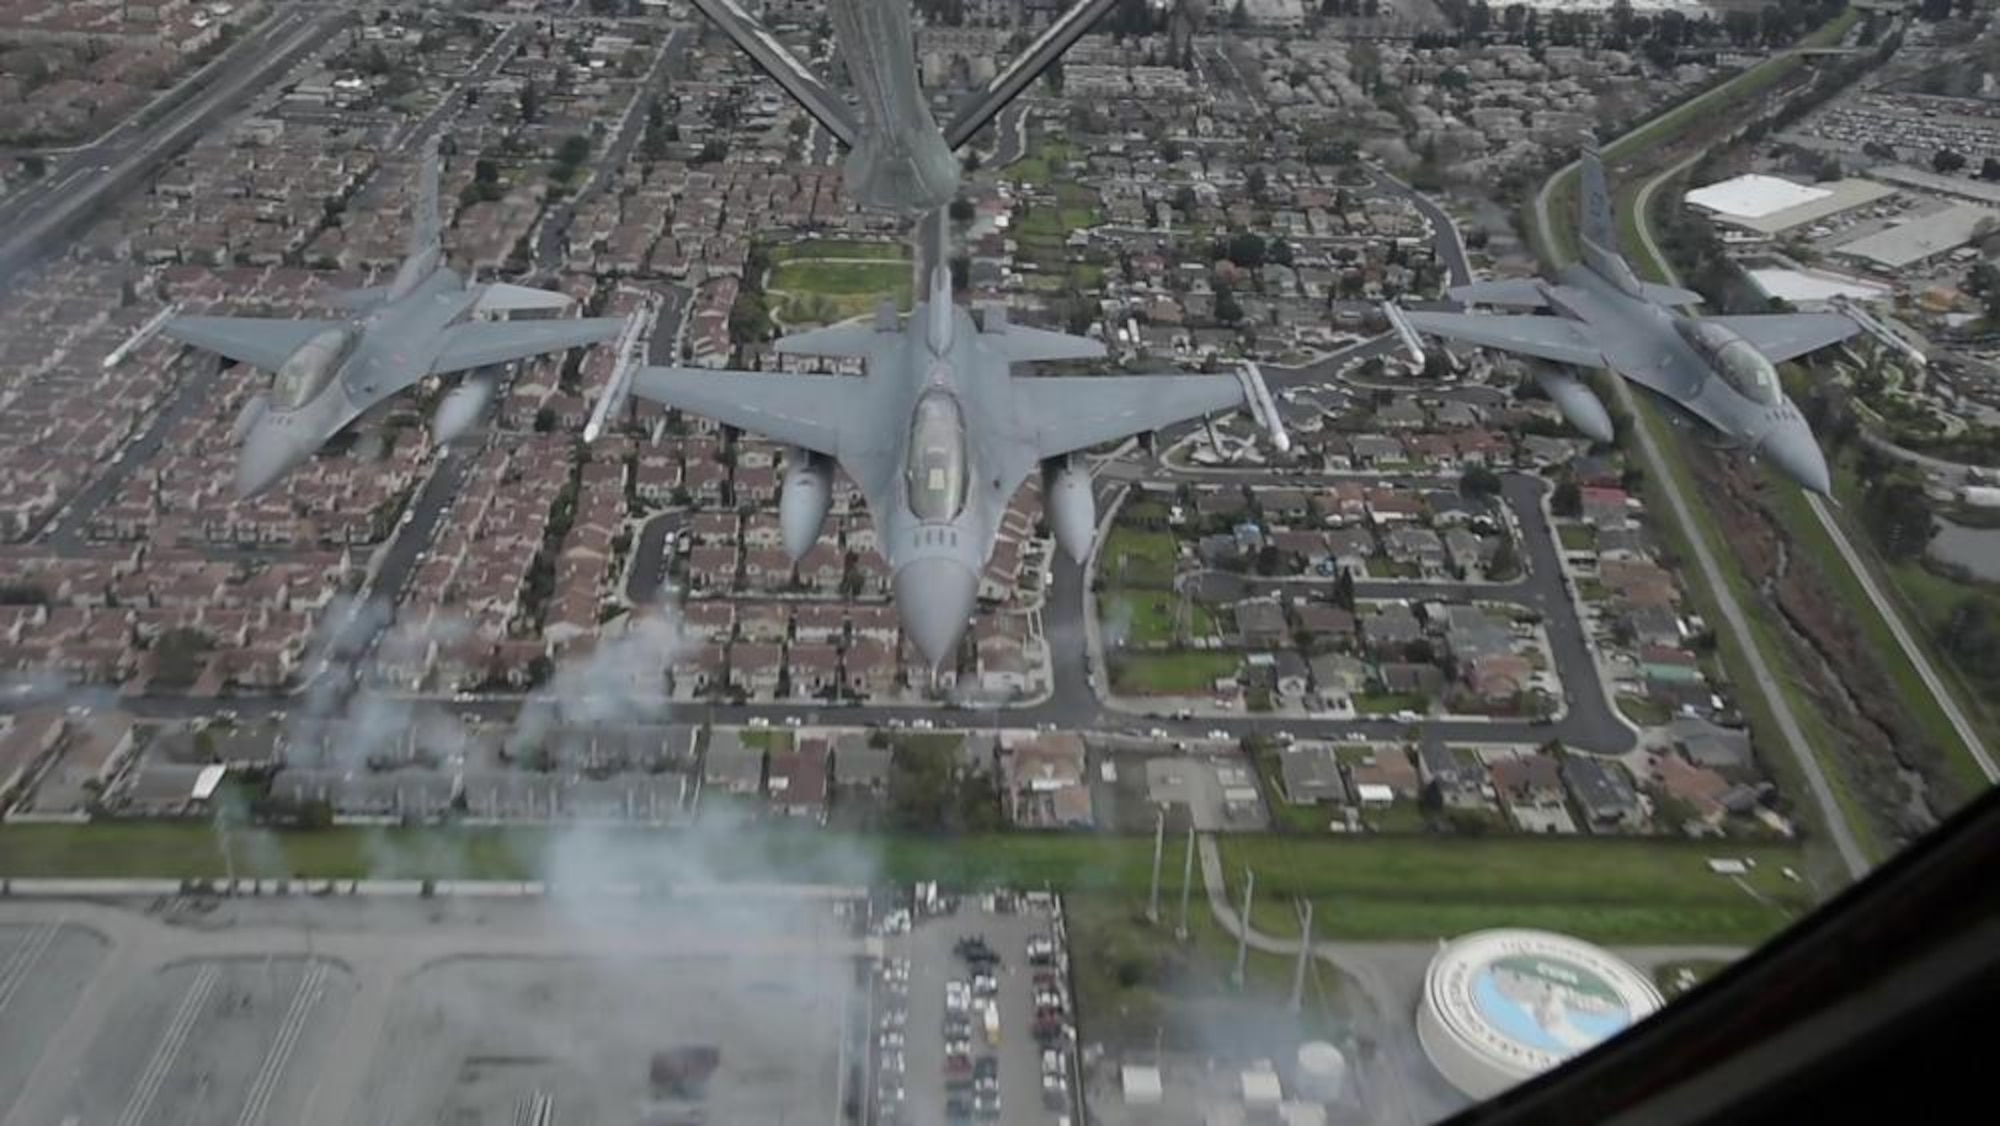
(1232, 866), (1255, 988)
(1146, 807), (1165, 924)
(1176, 824), (1195, 941)
(1288, 898), (1315, 1013)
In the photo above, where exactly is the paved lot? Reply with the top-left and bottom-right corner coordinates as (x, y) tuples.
(51, 956), (354, 1126)
(0, 923), (109, 1114)
(880, 896), (1074, 1126)
(0, 891), (868, 1126)
(349, 954), (849, 1125)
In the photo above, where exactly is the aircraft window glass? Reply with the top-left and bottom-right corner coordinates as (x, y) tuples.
(906, 390), (966, 522)
(271, 328), (357, 410)
(1679, 321), (1779, 406)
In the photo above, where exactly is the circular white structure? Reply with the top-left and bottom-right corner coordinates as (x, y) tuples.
(1417, 929), (1664, 1099)
(1295, 1040), (1347, 1102)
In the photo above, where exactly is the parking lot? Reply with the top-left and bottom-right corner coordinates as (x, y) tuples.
(0, 922), (110, 1114)
(873, 893), (1077, 1125)
(50, 955), (357, 1126)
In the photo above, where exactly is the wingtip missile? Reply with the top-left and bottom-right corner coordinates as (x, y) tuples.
(1236, 362), (1291, 453)
(1380, 301), (1427, 370)
(584, 305), (653, 443)
(103, 303), (181, 368)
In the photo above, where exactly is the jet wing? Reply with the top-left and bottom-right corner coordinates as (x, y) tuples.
(1015, 374), (1245, 459)
(430, 317), (625, 377)
(1399, 311), (1606, 369)
(629, 367), (851, 457)
(1704, 313), (1859, 364)
(161, 316), (348, 372)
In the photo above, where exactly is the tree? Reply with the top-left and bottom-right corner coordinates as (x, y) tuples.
(1981, 157), (2000, 183)
(518, 81), (540, 123)
(948, 197), (974, 222)
(1551, 480), (1582, 518)
(1214, 285), (1243, 325)
(1332, 567), (1357, 611)
(1223, 231), (1267, 269)
(1487, 537), (1521, 581)
(1941, 598), (2000, 672)
(1459, 465), (1502, 499)
(1933, 147), (1967, 175)
(1863, 479), (1934, 560)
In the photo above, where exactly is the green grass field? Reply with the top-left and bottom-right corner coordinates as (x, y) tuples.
(1618, 695), (1673, 727)
(1101, 527), (1179, 588)
(769, 239), (908, 263)
(1560, 525), (1599, 551)
(0, 824), (1817, 946)
(769, 259), (911, 296)
(1104, 591), (1216, 646)
(1112, 652), (1241, 696)
(1216, 836), (1812, 946)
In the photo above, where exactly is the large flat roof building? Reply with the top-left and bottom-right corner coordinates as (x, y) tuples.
(1684, 174), (1896, 237)
(1835, 204), (2000, 270)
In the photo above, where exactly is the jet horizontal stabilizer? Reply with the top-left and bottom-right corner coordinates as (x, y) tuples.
(325, 285), (388, 313)
(986, 322), (1107, 364)
(474, 283), (574, 316)
(774, 322), (879, 358)
(1447, 279), (1549, 308)
(1638, 282), (1704, 308)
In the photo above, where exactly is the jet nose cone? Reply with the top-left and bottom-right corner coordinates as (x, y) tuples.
(235, 424), (297, 500)
(894, 558), (979, 669)
(1764, 423), (1831, 496)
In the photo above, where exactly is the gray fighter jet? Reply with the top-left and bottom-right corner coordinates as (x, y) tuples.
(142, 143), (625, 498)
(1392, 144), (1858, 494)
(625, 243), (1273, 672)
(688, 0), (1117, 212)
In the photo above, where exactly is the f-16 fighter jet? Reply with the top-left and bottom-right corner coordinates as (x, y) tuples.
(1388, 144), (1861, 494)
(125, 142), (626, 498)
(620, 218), (1285, 672)
(688, 0), (1119, 212)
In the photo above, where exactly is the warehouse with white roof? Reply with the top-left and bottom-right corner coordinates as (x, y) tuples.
(1684, 173), (1897, 238)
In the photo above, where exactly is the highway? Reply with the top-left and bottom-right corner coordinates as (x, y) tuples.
(0, 6), (347, 283)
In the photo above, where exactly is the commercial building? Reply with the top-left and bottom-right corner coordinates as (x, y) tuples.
(1683, 174), (1895, 239)
(1835, 205), (2000, 271)
(1418, 928), (1664, 1099)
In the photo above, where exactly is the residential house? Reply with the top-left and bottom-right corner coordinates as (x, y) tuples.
(1001, 733), (1092, 829)
(832, 733), (893, 793)
(1234, 597), (1289, 649)
(703, 729), (764, 796)
(767, 738), (829, 820)
(1562, 755), (1644, 831)
(1278, 743), (1349, 806)
(1345, 745), (1419, 799)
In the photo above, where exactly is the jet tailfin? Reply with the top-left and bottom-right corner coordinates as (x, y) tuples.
(387, 137), (445, 301)
(1577, 141), (1643, 297)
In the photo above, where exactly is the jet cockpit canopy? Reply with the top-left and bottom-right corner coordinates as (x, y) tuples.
(272, 327), (359, 410)
(906, 389), (968, 521)
(1678, 320), (1779, 406)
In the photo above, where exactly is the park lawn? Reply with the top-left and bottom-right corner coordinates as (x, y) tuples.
(769, 239), (908, 263)
(773, 288), (910, 328)
(1354, 692), (1426, 716)
(769, 259), (910, 296)
(738, 728), (794, 751)
(1113, 652), (1241, 696)
(1012, 207), (1069, 241)
(1617, 694), (1673, 727)
(1102, 526), (1179, 588)
(1216, 835), (1814, 946)
(1559, 525), (1599, 551)
(1104, 591), (1215, 647)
